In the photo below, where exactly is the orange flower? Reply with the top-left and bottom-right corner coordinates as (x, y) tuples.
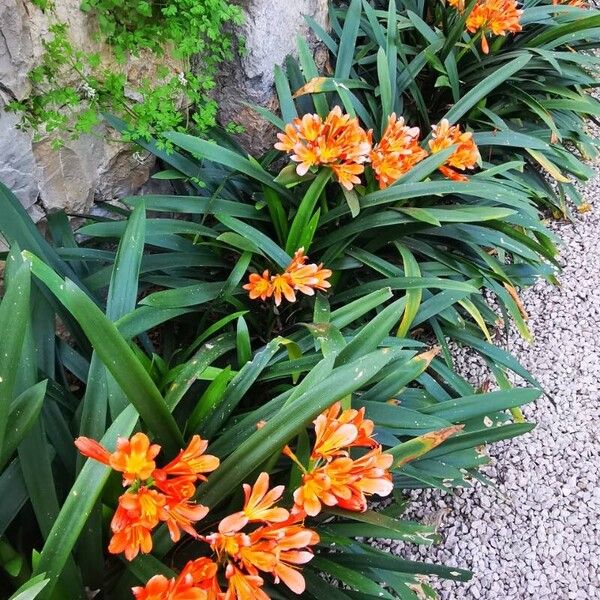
(270, 272), (296, 306)
(552, 0), (586, 5)
(136, 480), (319, 600)
(109, 488), (165, 560)
(287, 247), (309, 271)
(132, 573), (205, 600)
(240, 522), (318, 594)
(275, 106), (371, 189)
(111, 433), (161, 484)
(180, 558), (221, 596)
(224, 566), (270, 600)
(285, 249), (332, 297)
(466, 0), (523, 54)
(162, 494), (209, 543)
(74, 437), (112, 465)
(330, 162), (365, 191)
(312, 402), (377, 460)
(154, 435), (219, 482)
(292, 468), (335, 516)
(133, 559), (222, 599)
(75, 432), (160, 485)
(242, 270), (273, 301)
(343, 447), (394, 505)
(429, 119), (480, 181)
(244, 248), (332, 305)
(448, 0), (466, 9)
(75, 433), (215, 561)
(287, 402), (393, 517)
(369, 113), (428, 189)
(294, 448), (393, 516)
(219, 472), (289, 533)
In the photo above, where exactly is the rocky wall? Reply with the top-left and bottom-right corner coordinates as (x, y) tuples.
(0, 0), (329, 219)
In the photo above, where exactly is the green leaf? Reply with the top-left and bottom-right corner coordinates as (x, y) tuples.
(25, 252), (183, 454)
(0, 248), (31, 452)
(335, 0), (361, 79)
(32, 407), (138, 598)
(377, 47), (392, 131)
(8, 575), (50, 600)
(274, 64), (298, 124)
(124, 195), (266, 220)
(140, 282), (227, 309)
(388, 425), (465, 467)
(217, 214), (291, 269)
(164, 131), (288, 196)
(77, 219), (216, 240)
(198, 348), (393, 507)
(442, 55), (532, 125)
(395, 244), (422, 338)
(187, 366), (233, 435)
(0, 381), (47, 470)
(236, 317), (252, 367)
(201, 338), (283, 438)
(420, 388), (541, 422)
(0, 183), (84, 289)
(165, 334), (236, 411)
(0, 459), (28, 537)
(336, 297), (408, 364)
(285, 169), (332, 254)
(324, 507), (438, 544)
(399, 206), (516, 223)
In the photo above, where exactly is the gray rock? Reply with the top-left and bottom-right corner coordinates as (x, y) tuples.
(0, 0), (161, 217)
(0, 99), (40, 213)
(1, 0), (330, 215)
(377, 177), (600, 599)
(213, 0), (329, 154)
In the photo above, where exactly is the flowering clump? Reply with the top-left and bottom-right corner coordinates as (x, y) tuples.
(275, 107), (480, 189)
(75, 433), (219, 560)
(465, 0), (523, 54)
(243, 248), (332, 306)
(275, 106), (372, 190)
(369, 113), (429, 189)
(429, 119), (481, 181)
(286, 402), (393, 516)
(132, 473), (319, 599)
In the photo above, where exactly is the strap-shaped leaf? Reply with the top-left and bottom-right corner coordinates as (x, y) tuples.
(198, 348), (394, 508)
(0, 247), (31, 452)
(0, 381), (47, 470)
(32, 406), (138, 598)
(24, 252), (183, 454)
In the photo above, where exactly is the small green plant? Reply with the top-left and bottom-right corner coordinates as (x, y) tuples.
(6, 0), (243, 149)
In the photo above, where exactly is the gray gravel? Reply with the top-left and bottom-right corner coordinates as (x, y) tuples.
(385, 174), (600, 598)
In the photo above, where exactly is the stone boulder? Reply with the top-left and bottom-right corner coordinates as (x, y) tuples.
(213, 0), (329, 155)
(0, 0), (329, 218)
(0, 0), (156, 220)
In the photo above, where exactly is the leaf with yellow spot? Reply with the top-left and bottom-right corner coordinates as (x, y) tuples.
(387, 425), (464, 468)
(526, 149), (570, 183)
(292, 76), (372, 98)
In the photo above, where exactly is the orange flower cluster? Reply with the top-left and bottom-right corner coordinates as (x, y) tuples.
(132, 473), (319, 600)
(465, 0), (523, 54)
(243, 248), (332, 306)
(287, 402), (393, 516)
(428, 119), (481, 181)
(275, 108), (480, 190)
(369, 114), (429, 189)
(75, 433), (219, 560)
(274, 106), (372, 190)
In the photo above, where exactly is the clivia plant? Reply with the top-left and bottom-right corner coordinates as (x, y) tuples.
(4, 0), (600, 597)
